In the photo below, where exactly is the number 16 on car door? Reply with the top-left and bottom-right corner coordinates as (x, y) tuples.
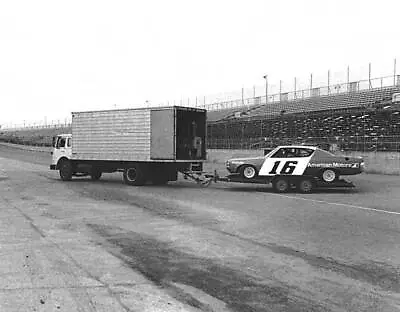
(258, 157), (312, 176)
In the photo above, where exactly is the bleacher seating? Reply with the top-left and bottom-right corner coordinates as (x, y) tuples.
(208, 105), (400, 151)
(207, 86), (400, 122)
(1, 85), (400, 151)
(206, 85), (400, 151)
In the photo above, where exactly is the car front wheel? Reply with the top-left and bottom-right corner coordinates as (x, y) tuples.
(240, 165), (257, 179)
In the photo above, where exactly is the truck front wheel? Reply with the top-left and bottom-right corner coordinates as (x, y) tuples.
(123, 166), (146, 186)
(59, 160), (73, 181)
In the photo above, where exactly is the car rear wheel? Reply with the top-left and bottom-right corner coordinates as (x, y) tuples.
(297, 178), (314, 193)
(240, 165), (257, 179)
(272, 177), (289, 193)
(321, 169), (337, 183)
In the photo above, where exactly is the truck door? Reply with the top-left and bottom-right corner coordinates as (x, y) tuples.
(51, 136), (66, 165)
(150, 109), (175, 160)
(51, 136), (71, 166)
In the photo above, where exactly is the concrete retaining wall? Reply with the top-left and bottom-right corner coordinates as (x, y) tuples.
(341, 151), (400, 175)
(207, 149), (400, 175)
(2, 143), (399, 175)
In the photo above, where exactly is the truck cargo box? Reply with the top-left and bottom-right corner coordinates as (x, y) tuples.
(71, 106), (206, 162)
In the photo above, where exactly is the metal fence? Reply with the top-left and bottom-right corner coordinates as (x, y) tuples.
(1, 122), (72, 132)
(198, 75), (400, 112)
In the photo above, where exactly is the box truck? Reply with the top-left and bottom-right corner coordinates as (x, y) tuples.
(50, 106), (206, 185)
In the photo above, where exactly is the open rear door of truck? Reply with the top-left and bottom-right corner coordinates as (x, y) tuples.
(150, 108), (175, 160)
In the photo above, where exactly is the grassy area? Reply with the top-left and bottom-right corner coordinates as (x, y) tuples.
(0, 127), (70, 146)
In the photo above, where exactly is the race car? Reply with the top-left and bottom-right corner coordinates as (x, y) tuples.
(225, 145), (364, 193)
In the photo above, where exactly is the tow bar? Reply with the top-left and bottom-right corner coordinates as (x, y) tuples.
(179, 169), (227, 187)
(179, 170), (356, 190)
(179, 169), (240, 187)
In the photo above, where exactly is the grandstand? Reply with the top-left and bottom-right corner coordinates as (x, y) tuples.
(1, 73), (400, 152)
(207, 85), (400, 151)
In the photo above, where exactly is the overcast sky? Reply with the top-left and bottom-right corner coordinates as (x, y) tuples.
(1, 0), (399, 126)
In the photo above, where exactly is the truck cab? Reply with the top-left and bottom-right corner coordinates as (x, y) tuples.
(50, 134), (72, 170)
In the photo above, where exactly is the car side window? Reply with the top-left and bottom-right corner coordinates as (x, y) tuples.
(57, 137), (66, 148)
(296, 148), (314, 157)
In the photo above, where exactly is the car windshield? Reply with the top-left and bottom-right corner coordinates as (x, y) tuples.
(264, 148), (279, 158)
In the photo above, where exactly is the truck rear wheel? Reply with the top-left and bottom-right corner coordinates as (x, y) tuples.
(59, 159), (73, 181)
(152, 176), (169, 185)
(90, 170), (102, 181)
(123, 165), (146, 186)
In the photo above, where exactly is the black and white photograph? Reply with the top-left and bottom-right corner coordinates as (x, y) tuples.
(0, 0), (400, 311)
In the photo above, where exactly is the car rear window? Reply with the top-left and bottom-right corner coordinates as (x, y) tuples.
(297, 148), (314, 157)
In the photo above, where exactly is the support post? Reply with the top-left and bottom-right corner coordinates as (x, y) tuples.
(327, 70), (330, 95)
(369, 63), (372, 89)
(263, 75), (268, 104)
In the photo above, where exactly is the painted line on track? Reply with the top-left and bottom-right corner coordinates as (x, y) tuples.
(271, 193), (400, 216)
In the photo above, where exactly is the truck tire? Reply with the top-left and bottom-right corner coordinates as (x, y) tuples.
(297, 178), (314, 193)
(59, 159), (73, 181)
(272, 177), (289, 193)
(123, 165), (146, 186)
(90, 170), (102, 181)
(152, 176), (169, 185)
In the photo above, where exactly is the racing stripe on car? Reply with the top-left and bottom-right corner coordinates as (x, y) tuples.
(258, 156), (313, 176)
